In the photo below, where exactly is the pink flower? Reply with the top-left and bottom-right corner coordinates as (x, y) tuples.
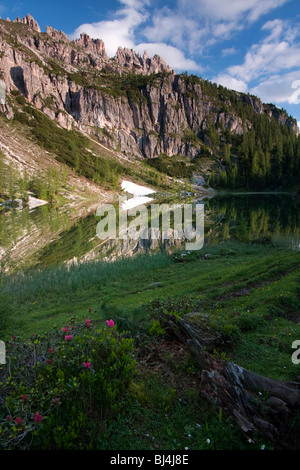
(21, 395), (27, 401)
(12, 335), (16, 341)
(89, 308), (92, 312)
(64, 335), (73, 341)
(49, 348), (54, 354)
(106, 319), (115, 327)
(15, 417), (22, 425)
(61, 326), (69, 333)
(46, 359), (51, 364)
(84, 318), (92, 328)
(83, 362), (91, 369)
(54, 398), (59, 404)
(34, 412), (42, 423)
(6, 415), (11, 421)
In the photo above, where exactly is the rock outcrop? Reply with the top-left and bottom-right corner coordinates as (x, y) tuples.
(13, 14), (41, 32)
(114, 47), (173, 75)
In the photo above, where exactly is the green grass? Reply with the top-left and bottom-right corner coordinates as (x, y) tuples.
(1, 240), (300, 450)
(1, 241), (299, 381)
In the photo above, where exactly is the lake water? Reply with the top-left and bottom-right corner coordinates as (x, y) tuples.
(0, 193), (299, 272)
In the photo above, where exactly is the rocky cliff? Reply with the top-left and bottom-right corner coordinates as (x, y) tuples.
(0, 14), (298, 164)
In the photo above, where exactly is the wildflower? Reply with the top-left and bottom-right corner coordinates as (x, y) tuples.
(61, 326), (69, 333)
(15, 417), (22, 425)
(54, 398), (59, 404)
(6, 415), (11, 421)
(89, 308), (92, 312)
(21, 395), (27, 401)
(49, 348), (54, 354)
(12, 335), (16, 341)
(106, 319), (115, 327)
(34, 412), (42, 423)
(64, 335), (73, 341)
(46, 359), (51, 364)
(83, 362), (91, 369)
(84, 319), (92, 327)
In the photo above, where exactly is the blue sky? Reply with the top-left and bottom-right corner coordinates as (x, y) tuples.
(1, 0), (300, 125)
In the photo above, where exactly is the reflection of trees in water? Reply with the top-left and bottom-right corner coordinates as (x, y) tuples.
(37, 213), (97, 267)
(204, 195), (300, 243)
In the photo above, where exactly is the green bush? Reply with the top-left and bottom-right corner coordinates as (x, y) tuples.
(0, 317), (136, 449)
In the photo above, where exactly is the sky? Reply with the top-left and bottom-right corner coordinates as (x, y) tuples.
(1, 0), (300, 126)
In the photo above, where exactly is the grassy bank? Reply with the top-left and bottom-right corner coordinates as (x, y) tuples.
(0, 240), (300, 449)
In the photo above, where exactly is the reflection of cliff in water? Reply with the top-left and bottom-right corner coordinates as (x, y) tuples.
(77, 227), (189, 265)
(1, 193), (299, 271)
(0, 203), (96, 272)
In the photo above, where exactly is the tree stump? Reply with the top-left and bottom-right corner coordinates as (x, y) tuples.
(159, 312), (300, 445)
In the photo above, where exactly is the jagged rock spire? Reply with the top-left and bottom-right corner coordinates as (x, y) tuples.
(13, 14), (41, 33)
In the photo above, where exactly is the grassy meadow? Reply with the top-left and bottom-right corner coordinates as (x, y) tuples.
(1, 240), (299, 450)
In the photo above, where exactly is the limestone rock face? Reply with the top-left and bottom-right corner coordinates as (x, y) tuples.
(74, 33), (108, 60)
(114, 47), (173, 75)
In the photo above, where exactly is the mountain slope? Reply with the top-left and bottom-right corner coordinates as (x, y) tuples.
(0, 14), (299, 191)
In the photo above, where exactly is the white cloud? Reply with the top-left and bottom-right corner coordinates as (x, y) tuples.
(178, 0), (290, 23)
(217, 17), (300, 100)
(135, 42), (202, 72)
(221, 47), (238, 56)
(211, 73), (248, 93)
(142, 0), (291, 57)
(227, 40), (300, 82)
(250, 71), (300, 104)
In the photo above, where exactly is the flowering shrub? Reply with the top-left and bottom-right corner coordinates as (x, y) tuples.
(0, 317), (135, 449)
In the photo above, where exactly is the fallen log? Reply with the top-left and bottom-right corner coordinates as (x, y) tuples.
(159, 312), (300, 445)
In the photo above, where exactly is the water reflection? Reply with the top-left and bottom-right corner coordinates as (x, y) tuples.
(0, 193), (299, 271)
(204, 194), (300, 248)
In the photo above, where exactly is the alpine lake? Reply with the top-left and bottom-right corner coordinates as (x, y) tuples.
(1, 190), (299, 273)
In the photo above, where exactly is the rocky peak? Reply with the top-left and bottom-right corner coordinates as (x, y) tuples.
(74, 33), (107, 59)
(13, 14), (41, 33)
(46, 26), (70, 43)
(114, 47), (173, 75)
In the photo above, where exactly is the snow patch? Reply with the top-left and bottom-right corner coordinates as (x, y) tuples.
(121, 180), (155, 196)
(121, 196), (154, 211)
